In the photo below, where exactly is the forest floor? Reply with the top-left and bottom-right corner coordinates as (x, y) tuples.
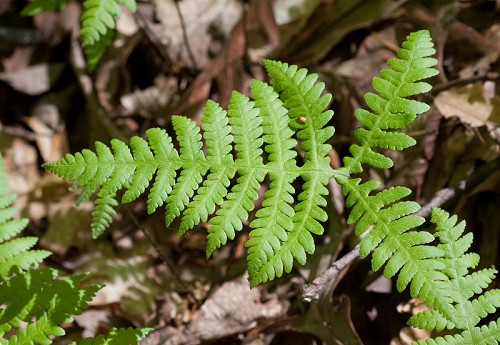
(0, 1), (499, 344)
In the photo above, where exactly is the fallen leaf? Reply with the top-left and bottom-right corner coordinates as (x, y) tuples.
(0, 63), (65, 95)
(435, 84), (500, 127)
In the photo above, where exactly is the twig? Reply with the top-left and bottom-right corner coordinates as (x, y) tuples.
(173, 0), (198, 70)
(431, 72), (500, 94)
(126, 207), (200, 305)
(302, 243), (361, 302)
(302, 156), (500, 301)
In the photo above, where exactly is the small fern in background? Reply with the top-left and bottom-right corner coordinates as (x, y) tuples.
(21, 0), (137, 71)
(0, 156), (150, 344)
(43, 30), (500, 343)
(410, 209), (500, 344)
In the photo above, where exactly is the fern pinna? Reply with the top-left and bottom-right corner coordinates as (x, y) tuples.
(43, 30), (500, 343)
(0, 155), (150, 344)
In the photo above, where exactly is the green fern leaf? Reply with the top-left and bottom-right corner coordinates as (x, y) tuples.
(44, 66), (335, 286)
(20, 0), (69, 16)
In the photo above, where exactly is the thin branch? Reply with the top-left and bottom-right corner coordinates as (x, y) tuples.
(173, 0), (198, 70)
(126, 207), (200, 305)
(431, 72), (500, 94)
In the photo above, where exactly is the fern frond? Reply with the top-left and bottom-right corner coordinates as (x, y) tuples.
(408, 208), (500, 344)
(44, 30), (443, 290)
